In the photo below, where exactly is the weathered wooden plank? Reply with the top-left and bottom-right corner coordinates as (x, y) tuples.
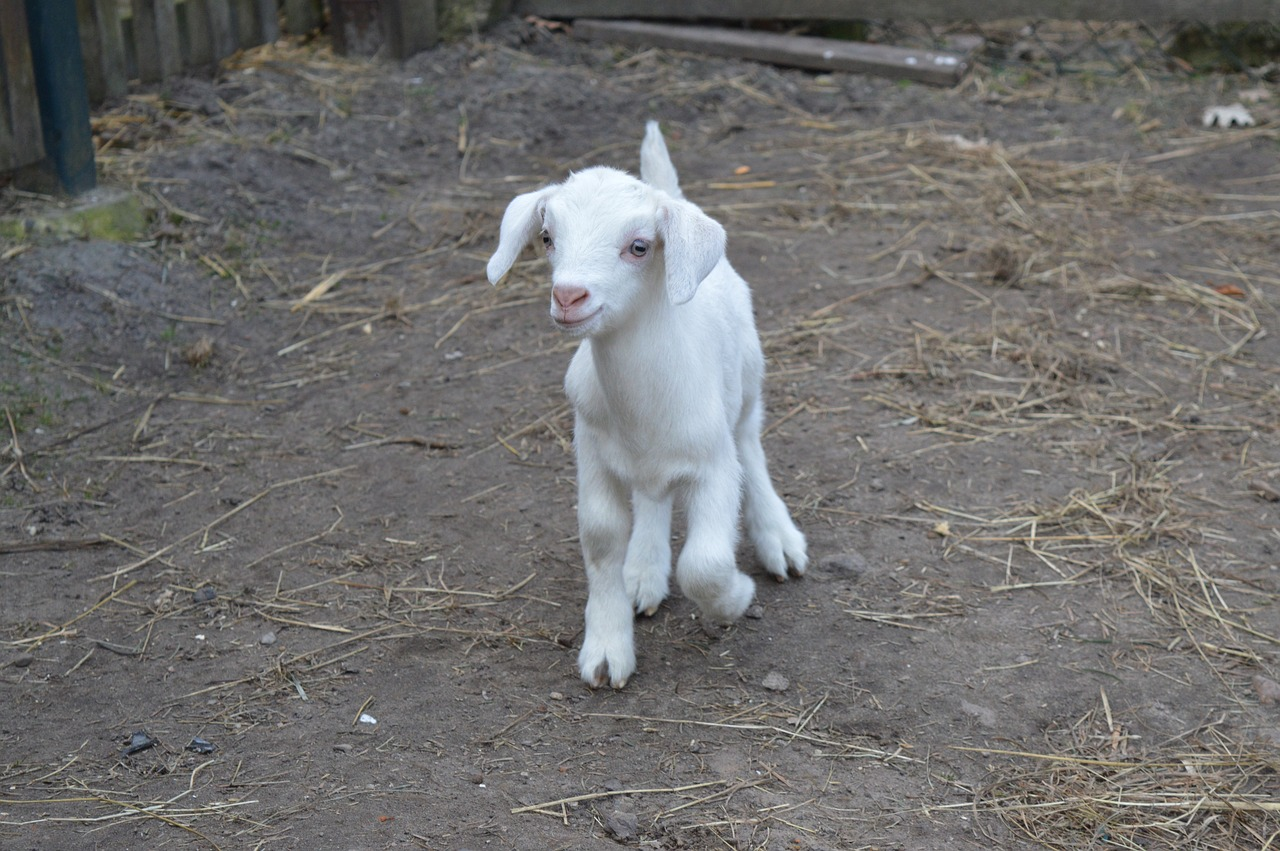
(0, 0), (45, 172)
(182, 0), (217, 66)
(574, 19), (971, 85)
(232, 0), (258, 47)
(225, 0), (279, 48)
(283, 0), (324, 34)
(516, 0), (1280, 23)
(330, 0), (384, 55)
(382, 0), (439, 58)
(205, 0), (238, 60)
(132, 0), (183, 81)
(255, 0), (281, 44)
(76, 0), (128, 103)
(331, 0), (439, 58)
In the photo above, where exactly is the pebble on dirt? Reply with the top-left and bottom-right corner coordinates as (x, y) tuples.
(1254, 675), (1280, 705)
(605, 809), (638, 840)
(121, 730), (157, 756)
(186, 736), (216, 754)
(762, 671), (790, 691)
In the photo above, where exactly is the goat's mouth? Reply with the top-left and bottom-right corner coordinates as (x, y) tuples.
(553, 307), (603, 333)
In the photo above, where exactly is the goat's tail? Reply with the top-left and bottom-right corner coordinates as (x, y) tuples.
(640, 121), (683, 199)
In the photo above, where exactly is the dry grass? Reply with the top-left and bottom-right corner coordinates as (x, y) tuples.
(967, 701), (1280, 849)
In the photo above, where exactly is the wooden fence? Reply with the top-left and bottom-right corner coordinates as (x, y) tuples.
(77, 0), (322, 103)
(1, 2), (43, 173)
(2, 0), (441, 188)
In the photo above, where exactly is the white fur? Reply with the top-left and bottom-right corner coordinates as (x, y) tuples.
(487, 121), (807, 689)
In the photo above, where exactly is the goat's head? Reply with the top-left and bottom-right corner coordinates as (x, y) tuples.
(486, 167), (726, 337)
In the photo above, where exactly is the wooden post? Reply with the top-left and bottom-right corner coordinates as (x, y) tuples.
(1, 0), (45, 173)
(76, 0), (128, 103)
(132, 0), (183, 81)
(23, 0), (97, 193)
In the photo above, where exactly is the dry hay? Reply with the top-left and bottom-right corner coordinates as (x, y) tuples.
(969, 701), (1280, 849)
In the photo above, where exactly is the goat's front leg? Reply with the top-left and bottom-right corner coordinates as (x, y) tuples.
(575, 433), (637, 688)
(677, 455), (755, 624)
(624, 490), (674, 616)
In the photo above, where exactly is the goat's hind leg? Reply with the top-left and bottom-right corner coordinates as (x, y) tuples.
(575, 435), (638, 688)
(739, 400), (808, 580)
(623, 490), (674, 616)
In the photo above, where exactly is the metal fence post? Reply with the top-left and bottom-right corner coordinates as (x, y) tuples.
(24, 0), (96, 194)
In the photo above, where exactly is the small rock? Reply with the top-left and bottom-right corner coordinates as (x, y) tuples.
(259, 631), (277, 646)
(1254, 675), (1280, 705)
(9, 653), (34, 668)
(121, 730), (157, 756)
(744, 604), (764, 619)
(192, 587), (217, 604)
(603, 778), (624, 792)
(186, 736), (216, 754)
(333, 743), (353, 753)
(605, 809), (638, 841)
(469, 773), (485, 785)
(762, 671), (790, 692)
(549, 691), (565, 701)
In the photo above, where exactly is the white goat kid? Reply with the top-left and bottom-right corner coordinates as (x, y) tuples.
(487, 122), (807, 688)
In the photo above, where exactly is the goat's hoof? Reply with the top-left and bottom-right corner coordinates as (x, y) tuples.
(578, 644), (637, 690)
(583, 666), (631, 690)
(583, 662), (609, 689)
(625, 570), (669, 618)
(754, 525), (808, 582)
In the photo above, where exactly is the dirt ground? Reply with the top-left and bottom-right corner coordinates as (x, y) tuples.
(3, 18), (1279, 850)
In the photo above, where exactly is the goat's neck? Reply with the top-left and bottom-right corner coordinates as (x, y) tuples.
(586, 288), (685, 410)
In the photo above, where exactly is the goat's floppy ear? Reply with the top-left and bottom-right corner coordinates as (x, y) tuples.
(656, 199), (727, 305)
(487, 187), (553, 285)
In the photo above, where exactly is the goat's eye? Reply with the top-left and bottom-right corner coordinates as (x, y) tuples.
(628, 239), (650, 258)
(541, 232), (553, 249)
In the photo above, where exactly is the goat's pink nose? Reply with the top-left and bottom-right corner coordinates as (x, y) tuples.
(553, 285), (589, 310)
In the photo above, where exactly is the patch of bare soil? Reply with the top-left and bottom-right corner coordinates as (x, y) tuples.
(3, 20), (1279, 850)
